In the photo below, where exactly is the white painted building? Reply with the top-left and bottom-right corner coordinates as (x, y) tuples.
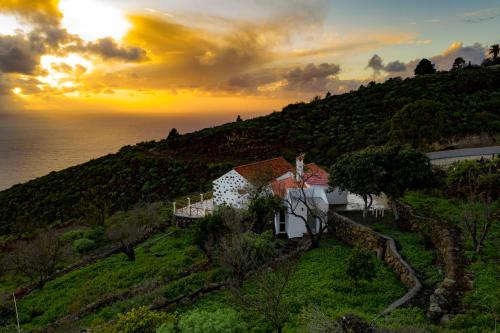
(212, 155), (348, 239)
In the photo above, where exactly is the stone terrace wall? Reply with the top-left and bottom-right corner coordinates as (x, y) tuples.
(395, 202), (470, 322)
(329, 212), (422, 317)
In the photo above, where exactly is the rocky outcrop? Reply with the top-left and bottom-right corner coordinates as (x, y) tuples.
(329, 212), (422, 318)
(395, 202), (470, 322)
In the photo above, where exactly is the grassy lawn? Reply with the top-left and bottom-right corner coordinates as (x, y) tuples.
(8, 228), (205, 331)
(175, 239), (406, 332)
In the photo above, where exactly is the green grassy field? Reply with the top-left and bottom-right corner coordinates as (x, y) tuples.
(175, 239), (406, 332)
(6, 228), (205, 331)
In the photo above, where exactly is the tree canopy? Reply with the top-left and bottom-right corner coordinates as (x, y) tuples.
(329, 145), (435, 216)
(414, 58), (436, 75)
(390, 100), (446, 149)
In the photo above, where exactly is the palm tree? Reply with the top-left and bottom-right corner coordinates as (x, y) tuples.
(489, 44), (500, 61)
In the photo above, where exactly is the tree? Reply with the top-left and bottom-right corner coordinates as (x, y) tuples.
(232, 259), (296, 333)
(300, 306), (342, 333)
(414, 58), (436, 75)
(390, 100), (446, 149)
(452, 57), (466, 70)
(105, 204), (162, 261)
(461, 198), (496, 253)
(447, 157), (500, 200)
(4, 230), (65, 288)
(218, 230), (279, 287)
(453, 161), (499, 253)
(248, 195), (282, 233)
(199, 207), (280, 286)
(329, 147), (386, 218)
(377, 146), (436, 219)
(330, 146), (435, 219)
(489, 44), (500, 61)
(346, 248), (376, 291)
(193, 209), (228, 262)
(167, 128), (179, 141)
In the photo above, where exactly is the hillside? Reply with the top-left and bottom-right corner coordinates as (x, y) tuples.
(1, 66), (500, 236)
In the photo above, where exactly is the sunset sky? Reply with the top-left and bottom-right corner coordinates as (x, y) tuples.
(1, 0), (499, 115)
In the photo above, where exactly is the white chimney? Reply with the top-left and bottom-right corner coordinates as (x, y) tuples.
(296, 154), (305, 181)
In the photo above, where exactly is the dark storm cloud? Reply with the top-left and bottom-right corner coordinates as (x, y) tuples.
(367, 54), (384, 73)
(284, 63), (341, 86)
(80, 38), (148, 62)
(367, 54), (406, 74)
(384, 60), (407, 72)
(0, 34), (40, 74)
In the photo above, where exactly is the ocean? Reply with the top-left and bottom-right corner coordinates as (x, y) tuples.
(0, 111), (262, 191)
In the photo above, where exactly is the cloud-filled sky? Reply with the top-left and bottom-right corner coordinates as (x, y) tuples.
(0, 0), (499, 114)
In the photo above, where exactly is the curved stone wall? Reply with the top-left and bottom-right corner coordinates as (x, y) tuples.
(395, 202), (470, 322)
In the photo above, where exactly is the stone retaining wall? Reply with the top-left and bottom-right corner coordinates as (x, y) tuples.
(329, 212), (422, 318)
(395, 202), (469, 322)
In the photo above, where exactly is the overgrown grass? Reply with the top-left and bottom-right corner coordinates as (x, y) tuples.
(77, 268), (226, 330)
(371, 223), (441, 287)
(175, 239), (406, 332)
(8, 228), (205, 331)
(402, 191), (500, 333)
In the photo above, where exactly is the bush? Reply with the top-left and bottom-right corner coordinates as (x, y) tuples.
(61, 229), (86, 242)
(101, 306), (175, 333)
(62, 227), (103, 242)
(72, 238), (96, 253)
(178, 308), (247, 333)
(346, 248), (377, 290)
(446, 157), (500, 199)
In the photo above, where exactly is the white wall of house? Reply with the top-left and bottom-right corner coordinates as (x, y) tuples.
(212, 170), (253, 209)
(280, 187), (329, 239)
(285, 199), (310, 238)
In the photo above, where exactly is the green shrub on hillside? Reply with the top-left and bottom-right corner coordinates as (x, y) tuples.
(99, 306), (175, 333)
(346, 248), (377, 290)
(62, 227), (104, 242)
(72, 238), (96, 253)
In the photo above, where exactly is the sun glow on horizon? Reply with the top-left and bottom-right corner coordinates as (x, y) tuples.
(59, 0), (130, 42)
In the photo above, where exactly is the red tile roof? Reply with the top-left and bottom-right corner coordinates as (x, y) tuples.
(271, 177), (302, 198)
(303, 163), (329, 186)
(234, 157), (293, 185)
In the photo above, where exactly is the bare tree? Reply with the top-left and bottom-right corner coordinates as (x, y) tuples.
(217, 210), (278, 286)
(232, 259), (297, 333)
(280, 172), (329, 248)
(4, 230), (64, 288)
(105, 204), (163, 261)
(301, 306), (342, 333)
(461, 169), (497, 253)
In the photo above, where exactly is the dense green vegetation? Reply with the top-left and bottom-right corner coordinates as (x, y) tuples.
(1, 66), (499, 236)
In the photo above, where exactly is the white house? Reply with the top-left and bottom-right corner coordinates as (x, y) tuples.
(212, 155), (348, 239)
(212, 157), (293, 208)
